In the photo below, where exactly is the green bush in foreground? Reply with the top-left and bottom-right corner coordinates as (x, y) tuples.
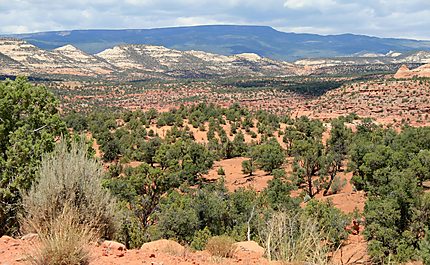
(0, 77), (66, 236)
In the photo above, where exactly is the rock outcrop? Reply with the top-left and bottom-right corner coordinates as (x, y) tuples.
(232, 241), (265, 259)
(394, 64), (430, 79)
(0, 38), (300, 79)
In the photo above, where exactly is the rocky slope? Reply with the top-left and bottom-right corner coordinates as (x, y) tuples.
(0, 38), (299, 79)
(294, 51), (430, 69)
(96, 44), (298, 78)
(0, 51), (28, 75)
(0, 39), (115, 77)
(2, 37), (430, 80)
(52, 45), (115, 75)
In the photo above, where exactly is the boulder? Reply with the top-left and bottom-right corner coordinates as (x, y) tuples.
(101, 240), (126, 257)
(141, 239), (185, 256)
(233, 241), (265, 259)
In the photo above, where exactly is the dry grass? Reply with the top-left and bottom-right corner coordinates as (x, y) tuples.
(205, 236), (236, 258)
(258, 211), (330, 265)
(26, 206), (96, 265)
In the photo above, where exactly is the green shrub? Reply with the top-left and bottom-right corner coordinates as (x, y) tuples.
(191, 227), (212, 250)
(330, 176), (347, 194)
(217, 167), (225, 176)
(0, 77), (67, 235)
(303, 199), (350, 248)
(241, 160), (255, 176)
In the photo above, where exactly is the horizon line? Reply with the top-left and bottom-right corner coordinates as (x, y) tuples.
(1, 24), (429, 42)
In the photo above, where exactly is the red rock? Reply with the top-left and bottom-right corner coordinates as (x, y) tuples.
(101, 240), (127, 251)
(232, 241), (265, 259)
(101, 240), (127, 257)
(395, 64), (430, 79)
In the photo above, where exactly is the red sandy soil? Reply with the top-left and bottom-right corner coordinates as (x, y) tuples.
(205, 157), (274, 192)
(0, 232), (379, 265)
(204, 156), (365, 214)
(0, 236), (283, 265)
(0, 234), (374, 265)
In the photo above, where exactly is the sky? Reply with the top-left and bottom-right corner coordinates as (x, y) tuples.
(0, 0), (429, 40)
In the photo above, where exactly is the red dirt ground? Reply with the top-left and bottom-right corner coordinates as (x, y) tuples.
(0, 236), (284, 265)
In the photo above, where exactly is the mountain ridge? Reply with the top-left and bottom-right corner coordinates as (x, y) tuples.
(0, 38), (429, 80)
(6, 25), (430, 61)
(0, 38), (300, 79)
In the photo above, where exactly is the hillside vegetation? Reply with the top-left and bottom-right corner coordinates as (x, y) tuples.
(1, 78), (430, 264)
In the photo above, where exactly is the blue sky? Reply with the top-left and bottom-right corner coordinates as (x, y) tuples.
(1, 0), (429, 39)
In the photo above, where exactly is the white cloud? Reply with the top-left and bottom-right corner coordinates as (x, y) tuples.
(0, 0), (429, 39)
(283, 0), (336, 10)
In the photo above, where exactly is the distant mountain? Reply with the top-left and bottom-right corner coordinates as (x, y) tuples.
(8, 25), (430, 61)
(0, 38), (299, 79)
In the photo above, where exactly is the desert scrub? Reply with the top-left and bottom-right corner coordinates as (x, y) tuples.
(21, 137), (118, 238)
(205, 236), (236, 258)
(257, 211), (330, 264)
(26, 206), (95, 265)
(190, 227), (212, 250)
(330, 176), (347, 194)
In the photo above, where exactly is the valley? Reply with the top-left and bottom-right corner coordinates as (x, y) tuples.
(1, 28), (430, 265)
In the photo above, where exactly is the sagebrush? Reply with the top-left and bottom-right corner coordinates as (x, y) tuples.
(21, 138), (117, 238)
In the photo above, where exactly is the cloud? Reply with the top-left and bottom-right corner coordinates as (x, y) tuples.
(0, 0), (429, 40)
(283, 0), (336, 10)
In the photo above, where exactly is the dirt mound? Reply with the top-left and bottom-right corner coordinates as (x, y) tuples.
(332, 234), (369, 264)
(0, 235), (28, 265)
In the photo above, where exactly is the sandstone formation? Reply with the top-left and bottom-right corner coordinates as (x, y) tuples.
(0, 38), (299, 79)
(394, 64), (430, 79)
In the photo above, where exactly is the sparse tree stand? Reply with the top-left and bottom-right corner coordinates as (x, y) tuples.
(250, 138), (285, 174)
(242, 159), (255, 177)
(292, 138), (324, 198)
(0, 77), (67, 236)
